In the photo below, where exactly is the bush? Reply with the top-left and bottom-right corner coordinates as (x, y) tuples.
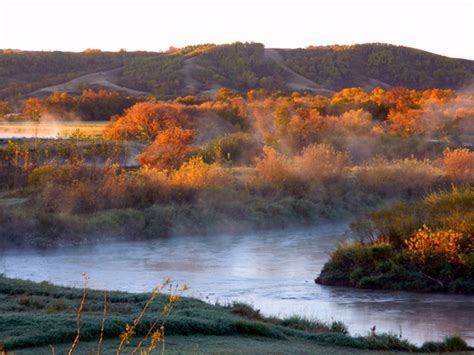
(27, 165), (58, 189)
(201, 132), (262, 165)
(353, 158), (443, 198)
(254, 147), (297, 189)
(293, 143), (350, 185)
(421, 335), (469, 352)
(442, 148), (474, 183)
(137, 127), (197, 170)
(170, 156), (235, 189)
(319, 187), (474, 293)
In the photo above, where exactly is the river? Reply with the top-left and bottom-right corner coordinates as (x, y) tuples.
(1, 224), (473, 345)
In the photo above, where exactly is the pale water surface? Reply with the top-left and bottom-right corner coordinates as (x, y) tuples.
(0, 120), (105, 138)
(1, 224), (473, 345)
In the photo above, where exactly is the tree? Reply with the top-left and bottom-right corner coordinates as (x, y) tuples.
(104, 102), (190, 141)
(78, 89), (137, 121)
(137, 127), (197, 170)
(22, 98), (44, 120)
(46, 91), (78, 115)
(0, 101), (11, 116)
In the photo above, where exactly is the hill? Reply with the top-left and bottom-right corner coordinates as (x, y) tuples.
(0, 43), (473, 99)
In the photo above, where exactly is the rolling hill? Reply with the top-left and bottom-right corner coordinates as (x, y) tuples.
(0, 42), (472, 100)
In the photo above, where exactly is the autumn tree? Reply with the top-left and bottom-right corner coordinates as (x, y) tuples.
(138, 127), (197, 170)
(0, 100), (11, 116)
(104, 102), (191, 141)
(387, 108), (423, 136)
(22, 98), (45, 120)
(46, 92), (78, 116)
(78, 89), (137, 121)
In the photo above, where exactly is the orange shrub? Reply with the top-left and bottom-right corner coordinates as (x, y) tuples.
(104, 102), (190, 141)
(293, 144), (350, 183)
(387, 109), (424, 136)
(22, 98), (45, 119)
(137, 127), (197, 170)
(442, 148), (474, 184)
(254, 146), (295, 188)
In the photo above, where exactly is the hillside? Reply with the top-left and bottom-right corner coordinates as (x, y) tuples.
(0, 43), (473, 100)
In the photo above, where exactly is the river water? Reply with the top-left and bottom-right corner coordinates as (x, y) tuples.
(0, 120), (106, 138)
(1, 224), (473, 345)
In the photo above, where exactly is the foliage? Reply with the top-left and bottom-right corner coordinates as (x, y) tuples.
(405, 225), (474, 267)
(201, 132), (262, 165)
(281, 43), (473, 90)
(170, 156), (234, 189)
(20, 90), (140, 121)
(138, 127), (197, 170)
(318, 187), (474, 293)
(2, 43), (470, 100)
(442, 148), (474, 183)
(104, 101), (191, 141)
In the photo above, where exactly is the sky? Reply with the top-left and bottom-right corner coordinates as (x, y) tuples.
(0, 0), (473, 59)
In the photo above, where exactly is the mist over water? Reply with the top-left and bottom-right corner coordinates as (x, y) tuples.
(0, 120), (105, 139)
(2, 224), (473, 346)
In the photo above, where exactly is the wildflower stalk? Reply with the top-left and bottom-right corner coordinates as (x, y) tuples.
(68, 272), (89, 355)
(132, 284), (188, 355)
(116, 278), (171, 354)
(97, 290), (108, 355)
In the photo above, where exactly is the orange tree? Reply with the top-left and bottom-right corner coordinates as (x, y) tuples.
(137, 127), (197, 170)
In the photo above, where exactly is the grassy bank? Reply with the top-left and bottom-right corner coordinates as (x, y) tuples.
(316, 187), (474, 294)
(0, 276), (471, 354)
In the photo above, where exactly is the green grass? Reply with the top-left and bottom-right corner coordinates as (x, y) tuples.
(0, 276), (471, 353)
(8, 336), (443, 355)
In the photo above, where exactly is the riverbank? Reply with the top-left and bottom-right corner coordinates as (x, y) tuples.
(316, 187), (474, 294)
(0, 276), (471, 354)
(0, 190), (352, 249)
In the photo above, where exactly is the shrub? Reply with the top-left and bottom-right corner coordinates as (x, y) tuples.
(104, 101), (191, 141)
(442, 148), (474, 183)
(170, 156), (234, 189)
(27, 165), (58, 189)
(293, 143), (350, 184)
(201, 132), (262, 165)
(353, 158), (442, 198)
(254, 146), (296, 189)
(405, 225), (472, 267)
(137, 127), (197, 170)
(421, 335), (469, 352)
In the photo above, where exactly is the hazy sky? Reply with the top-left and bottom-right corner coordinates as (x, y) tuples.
(1, 0), (473, 59)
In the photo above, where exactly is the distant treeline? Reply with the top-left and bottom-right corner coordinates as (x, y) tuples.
(0, 42), (472, 100)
